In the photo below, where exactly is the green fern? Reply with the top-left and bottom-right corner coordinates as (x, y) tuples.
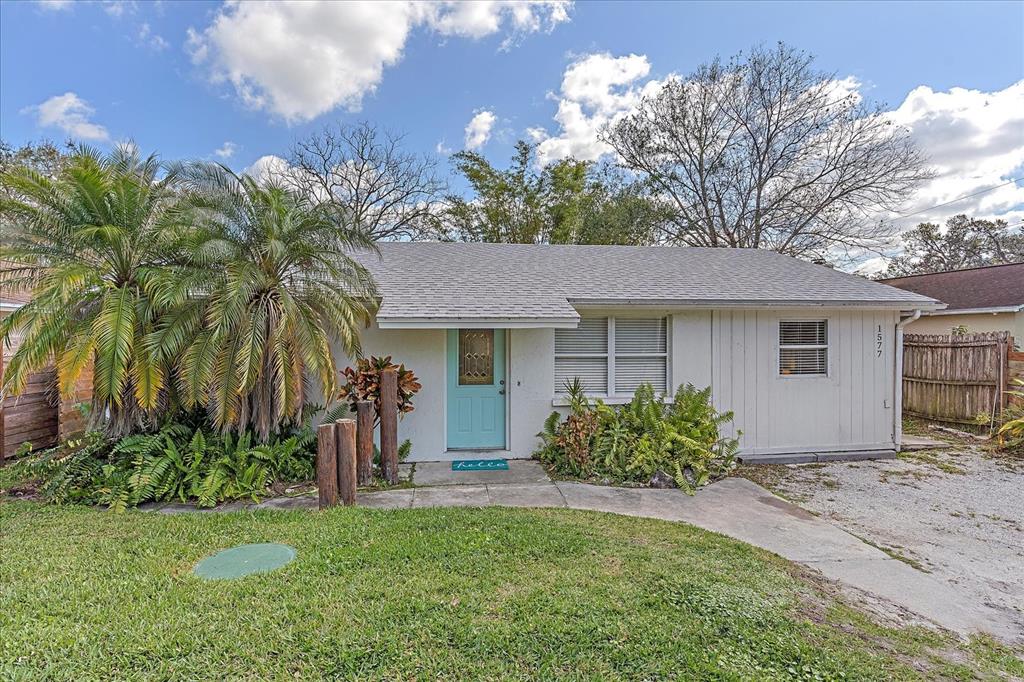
(533, 381), (740, 490)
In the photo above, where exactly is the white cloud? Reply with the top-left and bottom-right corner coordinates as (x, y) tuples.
(533, 55), (1023, 232)
(137, 22), (168, 51)
(242, 154), (291, 183)
(464, 110), (497, 150)
(426, 0), (570, 50)
(885, 81), (1024, 230)
(534, 52), (669, 165)
(213, 141), (238, 160)
(24, 92), (110, 142)
(102, 1), (136, 18)
(187, 1), (572, 123)
(36, 0), (72, 10)
(436, 139), (453, 156)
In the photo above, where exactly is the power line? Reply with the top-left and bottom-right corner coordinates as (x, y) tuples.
(889, 178), (1022, 222)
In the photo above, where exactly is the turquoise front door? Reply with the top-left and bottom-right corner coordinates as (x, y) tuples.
(447, 329), (506, 449)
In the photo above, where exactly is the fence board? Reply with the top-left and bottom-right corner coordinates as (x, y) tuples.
(902, 331), (1011, 428)
(1, 352), (92, 461)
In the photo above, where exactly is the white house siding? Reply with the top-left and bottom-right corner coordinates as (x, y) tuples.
(340, 325), (448, 459)
(702, 308), (899, 455)
(508, 328), (556, 455)
(342, 307), (900, 462)
(341, 325), (558, 462)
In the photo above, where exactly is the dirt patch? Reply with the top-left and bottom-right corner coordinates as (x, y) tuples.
(738, 445), (1024, 643)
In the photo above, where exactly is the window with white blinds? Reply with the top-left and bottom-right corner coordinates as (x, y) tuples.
(554, 317), (608, 394)
(614, 318), (667, 392)
(555, 316), (668, 395)
(778, 320), (829, 376)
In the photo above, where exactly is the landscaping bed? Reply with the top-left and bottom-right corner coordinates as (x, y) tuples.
(2, 501), (1022, 680)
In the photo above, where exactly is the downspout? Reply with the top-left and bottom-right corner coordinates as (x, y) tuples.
(893, 310), (922, 451)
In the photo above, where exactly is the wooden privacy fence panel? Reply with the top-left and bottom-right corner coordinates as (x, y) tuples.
(2, 366), (59, 457)
(902, 331), (1011, 427)
(1, 347), (93, 461)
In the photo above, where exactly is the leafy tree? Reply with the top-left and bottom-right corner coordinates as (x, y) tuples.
(0, 145), (187, 436)
(0, 139), (72, 184)
(881, 215), (1024, 277)
(165, 162), (377, 441)
(554, 163), (671, 246)
(443, 141), (560, 243)
(604, 42), (932, 263)
(443, 141), (667, 245)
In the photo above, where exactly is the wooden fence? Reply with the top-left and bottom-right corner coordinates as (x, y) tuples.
(0, 349), (92, 461)
(902, 331), (1015, 428)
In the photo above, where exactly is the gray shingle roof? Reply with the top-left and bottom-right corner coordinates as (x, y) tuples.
(351, 242), (941, 324)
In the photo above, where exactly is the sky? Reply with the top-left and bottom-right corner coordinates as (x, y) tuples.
(1, 0), (1023, 270)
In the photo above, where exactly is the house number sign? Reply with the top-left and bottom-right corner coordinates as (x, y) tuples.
(876, 325), (883, 358)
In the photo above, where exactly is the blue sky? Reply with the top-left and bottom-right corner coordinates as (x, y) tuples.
(2, 0), (1023, 264)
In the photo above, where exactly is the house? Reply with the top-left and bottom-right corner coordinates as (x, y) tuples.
(347, 243), (941, 464)
(879, 263), (1024, 346)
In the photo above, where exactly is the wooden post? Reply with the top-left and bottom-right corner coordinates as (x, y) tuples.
(336, 419), (357, 506)
(380, 368), (399, 485)
(316, 422), (338, 509)
(355, 400), (374, 486)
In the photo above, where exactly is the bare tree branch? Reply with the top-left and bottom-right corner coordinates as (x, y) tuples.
(602, 43), (933, 264)
(286, 122), (447, 241)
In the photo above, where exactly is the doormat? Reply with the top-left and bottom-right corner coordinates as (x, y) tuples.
(452, 459), (509, 471)
(193, 543), (296, 580)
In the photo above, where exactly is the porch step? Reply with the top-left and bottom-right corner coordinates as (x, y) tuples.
(411, 460), (551, 486)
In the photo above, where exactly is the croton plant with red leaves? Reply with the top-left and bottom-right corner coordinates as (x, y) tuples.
(337, 356), (422, 423)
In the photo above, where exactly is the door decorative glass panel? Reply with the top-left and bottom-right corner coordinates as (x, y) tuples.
(458, 329), (494, 385)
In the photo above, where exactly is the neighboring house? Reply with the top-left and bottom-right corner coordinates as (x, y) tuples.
(0, 263), (31, 349)
(879, 263), (1024, 345)
(348, 243), (941, 463)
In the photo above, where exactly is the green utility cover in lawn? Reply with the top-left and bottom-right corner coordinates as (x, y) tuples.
(452, 459), (509, 471)
(193, 543), (295, 580)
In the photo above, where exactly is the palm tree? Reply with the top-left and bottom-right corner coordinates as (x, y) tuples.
(165, 162), (377, 441)
(0, 145), (190, 436)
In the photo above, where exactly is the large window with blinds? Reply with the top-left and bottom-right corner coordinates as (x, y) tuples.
(554, 317), (668, 395)
(778, 320), (829, 376)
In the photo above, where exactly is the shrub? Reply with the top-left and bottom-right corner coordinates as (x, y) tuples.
(535, 381), (739, 492)
(8, 419), (317, 511)
(334, 356), (421, 422)
(996, 379), (1024, 454)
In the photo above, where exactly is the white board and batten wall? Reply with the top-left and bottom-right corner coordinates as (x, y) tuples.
(675, 309), (898, 456)
(344, 306), (899, 462)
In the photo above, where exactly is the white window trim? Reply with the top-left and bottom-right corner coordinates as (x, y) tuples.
(554, 316), (670, 397)
(778, 318), (830, 378)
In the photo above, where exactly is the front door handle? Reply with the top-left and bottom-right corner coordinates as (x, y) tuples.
(498, 389), (506, 395)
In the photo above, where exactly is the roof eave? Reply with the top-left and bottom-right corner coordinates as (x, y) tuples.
(376, 316), (581, 329)
(923, 304), (1024, 317)
(568, 298), (945, 310)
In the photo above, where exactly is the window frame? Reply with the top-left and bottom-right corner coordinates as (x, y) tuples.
(777, 318), (830, 378)
(554, 316), (670, 397)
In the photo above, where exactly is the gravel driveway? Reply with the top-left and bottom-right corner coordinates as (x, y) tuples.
(739, 442), (1024, 637)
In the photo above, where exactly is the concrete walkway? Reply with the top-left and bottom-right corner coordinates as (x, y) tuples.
(146, 462), (1018, 643)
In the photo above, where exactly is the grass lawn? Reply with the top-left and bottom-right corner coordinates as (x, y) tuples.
(2, 501), (1021, 681)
